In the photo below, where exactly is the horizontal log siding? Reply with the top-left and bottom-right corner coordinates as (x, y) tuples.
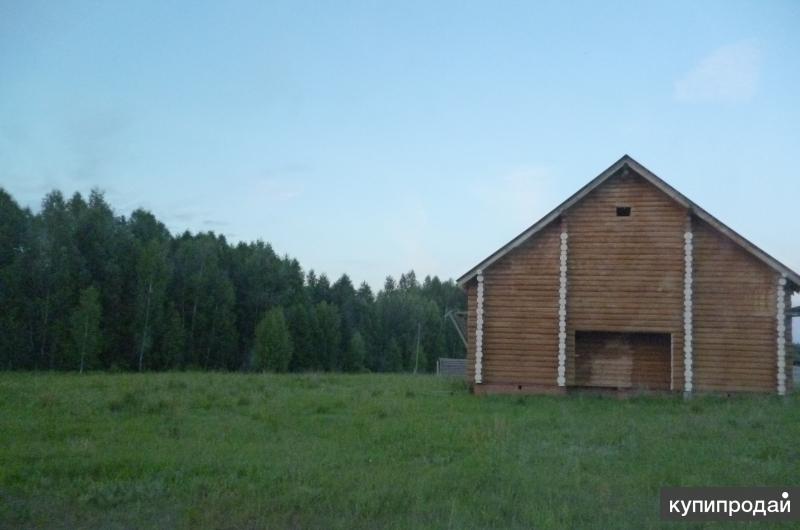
(693, 218), (777, 392)
(477, 223), (561, 386)
(565, 172), (686, 388)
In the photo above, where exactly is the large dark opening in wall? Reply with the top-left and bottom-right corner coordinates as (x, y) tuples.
(574, 331), (671, 390)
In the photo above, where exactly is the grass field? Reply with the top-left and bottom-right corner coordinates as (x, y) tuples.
(1, 373), (798, 529)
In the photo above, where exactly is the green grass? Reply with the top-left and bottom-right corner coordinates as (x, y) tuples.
(1, 373), (798, 529)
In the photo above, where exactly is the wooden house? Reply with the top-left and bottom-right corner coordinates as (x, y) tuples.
(457, 156), (799, 395)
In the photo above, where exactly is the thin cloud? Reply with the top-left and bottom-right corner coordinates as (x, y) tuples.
(674, 40), (760, 103)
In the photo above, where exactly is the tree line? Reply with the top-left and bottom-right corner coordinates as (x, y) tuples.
(0, 188), (466, 372)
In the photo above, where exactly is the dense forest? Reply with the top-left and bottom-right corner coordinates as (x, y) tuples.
(0, 188), (466, 372)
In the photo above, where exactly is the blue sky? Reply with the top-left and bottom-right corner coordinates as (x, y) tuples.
(1, 1), (798, 319)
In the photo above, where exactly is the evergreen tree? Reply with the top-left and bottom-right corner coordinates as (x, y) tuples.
(332, 274), (357, 362)
(386, 338), (403, 372)
(0, 189), (28, 268)
(315, 301), (341, 370)
(134, 239), (169, 371)
(344, 330), (367, 372)
(69, 286), (102, 373)
(356, 282), (374, 304)
(160, 304), (186, 369)
(354, 282), (377, 369)
(36, 191), (79, 369)
(75, 189), (134, 369)
(286, 303), (319, 371)
(172, 234), (238, 369)
(311, 273), (332, 304)
(398, 270), (418, 291)
(254, 307), (293, 372)
(0, 189), (31, 369)
(229, 240), (281, 357)
(419, 299), (446, 371)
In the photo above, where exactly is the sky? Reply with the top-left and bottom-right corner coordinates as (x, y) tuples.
(1, 0), (799, 326)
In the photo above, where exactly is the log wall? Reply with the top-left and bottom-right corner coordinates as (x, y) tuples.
(693, 218), (778, 392)
(564, 171), (686, 389)
(465, 223), (560, 388)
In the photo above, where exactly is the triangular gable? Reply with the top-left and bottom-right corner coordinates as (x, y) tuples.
(457, 155), (800, 288)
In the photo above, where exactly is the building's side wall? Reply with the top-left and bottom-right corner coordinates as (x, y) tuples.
(692, 218), (777, 392)
(564, 171), (687, 389)
(465, 223), (561, 388)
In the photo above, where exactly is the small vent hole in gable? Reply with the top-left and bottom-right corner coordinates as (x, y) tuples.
(616, 206), (631, 217)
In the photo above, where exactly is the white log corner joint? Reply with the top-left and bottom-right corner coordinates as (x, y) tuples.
(683, 231), (694, 393)
(557, 232), (568, 387)
(474, 270), (485, 384)
(777, 275), (787, 396)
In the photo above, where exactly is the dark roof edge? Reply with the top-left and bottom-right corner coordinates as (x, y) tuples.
(457, 155), (800, 288)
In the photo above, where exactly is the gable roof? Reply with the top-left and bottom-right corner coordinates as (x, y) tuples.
(457, 155), (800, 288)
